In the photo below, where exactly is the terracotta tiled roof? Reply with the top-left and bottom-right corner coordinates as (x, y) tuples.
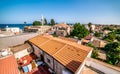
(17, 54), (36, 67)
(53, 45), (89, 72)
(81, 39), (90, 43)
(29, 35), (93, 73)
(84, 36), (94, 40)
(54, 23), (70, 28)
(29, 35), (49, 45)
(0, 55), (19, 74)
(40, 40), (65, 55)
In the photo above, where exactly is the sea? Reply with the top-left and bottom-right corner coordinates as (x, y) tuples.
(0, 24), (32, 30)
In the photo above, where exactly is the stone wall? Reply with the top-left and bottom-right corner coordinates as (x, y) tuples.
(54, 60), (65, 74)
(44, 53), (54, 70)
(32, 44), (43, 57)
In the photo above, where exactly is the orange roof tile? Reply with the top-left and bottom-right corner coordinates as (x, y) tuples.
(17, 54), (35, 67)
(29, 35), (49, 45)
(54, 23), (70, 28)
(0, 55), (19, 74)
(40, 40), (65, 55)
(84, 36), (94, 40)
(28, 35), (93, 73)
(53, 45), (89, 72)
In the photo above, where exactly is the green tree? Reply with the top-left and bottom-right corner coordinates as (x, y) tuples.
(103, 32), (116, 42)
(114, 29), (120, 34)
(94, 32), (101, 37)
(104, 42), (120, 65)
(24, 21), (27, 26)
(50, 19), (55, 26)
(44, 18), (48, 25)
(116, 36), (120, 41)
(88, 22), (93, 33)
(33, 21), (42, 26)
(87, 43), (99, 59)
(103, 27), (113, 31)
(71, 23), (89, 39)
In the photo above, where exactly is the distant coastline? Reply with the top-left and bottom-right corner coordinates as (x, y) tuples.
(0, 24), (32, 30)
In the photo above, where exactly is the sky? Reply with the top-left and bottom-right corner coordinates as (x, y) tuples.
(0, 0), (120, 24)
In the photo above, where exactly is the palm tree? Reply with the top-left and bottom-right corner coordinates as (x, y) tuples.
(24, 21), (27, 26)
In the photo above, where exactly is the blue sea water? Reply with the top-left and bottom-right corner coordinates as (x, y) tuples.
(0, 24), (32, 30)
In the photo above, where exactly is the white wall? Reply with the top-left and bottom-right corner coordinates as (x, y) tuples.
(85, 59), (120, 74)
(6, 27), (20, 33)
(14, 49), (29, 59)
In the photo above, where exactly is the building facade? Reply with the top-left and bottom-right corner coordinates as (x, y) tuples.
(51, 23), (71, 36)
(24, 26), (51, 34)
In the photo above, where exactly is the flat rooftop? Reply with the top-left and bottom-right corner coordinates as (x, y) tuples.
(10, 43), (30, 53)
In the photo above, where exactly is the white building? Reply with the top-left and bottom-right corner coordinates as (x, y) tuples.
(6, 27), (21, 33)
(24, 26), (51, 34)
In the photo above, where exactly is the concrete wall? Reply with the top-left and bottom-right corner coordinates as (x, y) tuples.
(44, 53), (54, 70)
(66, 27), (71, 35)
(56, 30), (67, 36)
(14, 49), (29, 59)
(32, 44), (43, 57)
(0, 33), (38, 48)
(54, 60), (64, 74)
(54, 60), (73, 74)
(85, 58), (120, 74)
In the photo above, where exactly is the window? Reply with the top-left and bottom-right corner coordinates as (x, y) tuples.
(47, 58), (50, 63)
(61, 32), (63, 34)
(27, 48), (32, 53)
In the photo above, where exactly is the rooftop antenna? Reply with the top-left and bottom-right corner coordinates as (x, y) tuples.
(41, 15), (44, 26)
